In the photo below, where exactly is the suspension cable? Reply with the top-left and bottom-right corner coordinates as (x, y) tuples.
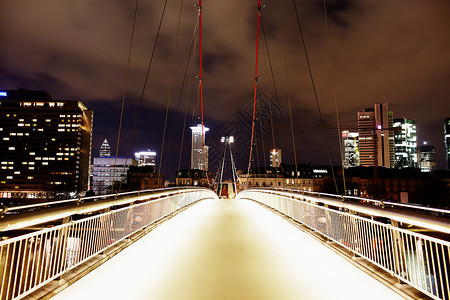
(247, 0), (262, 177)
(282, 48), (298, 182)
(198, 0), (208, 179)
(112, 0), (139, 193)
(158, 0), (185, 177)
(291, 0), (338, 194)
(323, 0), (347, 194)
(177, 20), (199, 174)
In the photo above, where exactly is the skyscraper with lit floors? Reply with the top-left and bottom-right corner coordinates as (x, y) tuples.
(357, 103), (394, 168)
(393, 118), (417, 168)
(190, 124), (209, 171)
(0, 89), (93, 199)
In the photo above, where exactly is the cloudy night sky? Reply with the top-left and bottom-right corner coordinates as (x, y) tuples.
(1, 0), (449, 179)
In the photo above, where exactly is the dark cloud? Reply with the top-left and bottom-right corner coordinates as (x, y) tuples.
(1, 0), (449, 176)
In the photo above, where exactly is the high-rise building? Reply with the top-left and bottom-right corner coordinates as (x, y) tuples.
(190, 124), (209, 171)
(99, 139), (111, 157)
(418, 143), (436, 172)
(92, 156), (137, 194)
(0, 89), (93, 199)
(393, 118), (417, 168)
(357, 103), (394, 168)
(135, 151), (156, 168)
(270, 148), (282, 168)
(445, 118), (450, 170)
(342, 131), (359, 168)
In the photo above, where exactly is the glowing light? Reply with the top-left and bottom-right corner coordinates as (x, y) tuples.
(0, 91), (7, 96)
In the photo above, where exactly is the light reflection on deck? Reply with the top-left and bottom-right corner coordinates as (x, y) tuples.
(51, 199), (404, 300)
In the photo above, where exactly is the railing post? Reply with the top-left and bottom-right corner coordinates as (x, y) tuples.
(390, 220), (406, 284)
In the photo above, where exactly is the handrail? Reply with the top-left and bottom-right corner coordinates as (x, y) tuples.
(0, 188), (218, 300)
(245, 188), (450, 234)
(0, 187), (213, 232)
(238, 189), (450, 300)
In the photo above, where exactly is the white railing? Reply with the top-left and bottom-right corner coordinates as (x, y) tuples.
(0, 188), (217, 300)
(238, 189), (450, 300)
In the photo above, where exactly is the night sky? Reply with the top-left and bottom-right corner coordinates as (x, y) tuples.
(1, 0), (449, 179)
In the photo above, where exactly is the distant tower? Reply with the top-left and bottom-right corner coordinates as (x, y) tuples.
(357, 103), (394, 168)
(393, 118), (417, 168)
(342, 131), (359, 168)
(418, 143), (436, 172)
(99, 139), (111, 157)
(135, 151), (156, 167)
(270, 148), (282, 168)
(190, 124), (209, 171)
(445, 118), (450, 170)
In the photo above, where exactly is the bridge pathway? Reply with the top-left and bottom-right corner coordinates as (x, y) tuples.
(50, 198), (404, 300)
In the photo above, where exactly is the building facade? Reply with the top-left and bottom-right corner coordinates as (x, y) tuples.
(0, 89), (93, 199)
(92, 157), (137, 194)
(342, 131), (359, 168)
(190, 124), (209, 171)
(418, 143), (436, 172)
(357, 103), (394, 168)
(270, 148), (282, 168)
(393, 118), (417, 168)
(127, 166), (164, 190)
(134, 151), (156, 168)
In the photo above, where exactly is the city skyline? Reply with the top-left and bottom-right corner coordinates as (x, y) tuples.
(1, 1), (449, 176)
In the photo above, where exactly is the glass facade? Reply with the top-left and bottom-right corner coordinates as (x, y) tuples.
(393, 118), (417, 168)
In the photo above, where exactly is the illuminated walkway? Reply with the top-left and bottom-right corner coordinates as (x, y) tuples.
(51, 199), (404, 300)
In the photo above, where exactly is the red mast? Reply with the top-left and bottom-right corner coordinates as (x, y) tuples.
(247, 0), (262, 176)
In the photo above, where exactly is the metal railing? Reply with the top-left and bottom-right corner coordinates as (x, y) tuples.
(238, 189), (450, 300)
(0, 188), (217, 300)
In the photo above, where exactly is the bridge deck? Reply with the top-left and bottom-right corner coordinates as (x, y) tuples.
(50, 199), (404, 300)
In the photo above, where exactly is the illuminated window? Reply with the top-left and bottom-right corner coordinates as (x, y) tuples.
(17, 133), (23, 136)
(29, 152), (35, 155)
(6, 176), (13, 179)
(22, 162), (27, 165)
(8, 147), (15, 150)
(42, 162), (48, 165)
(58, 129), (64, 132)
(29, 167), (34, 170)
(3, 137), (9, 140)
(10, 133), (16, 136)
(27, 176), (33, 180)
(60, 115), (66, 118)
(46, 119), (51, 122)
(19, 119), (24, 122)
(18, 123), (24, 127)
(14, 171), (20, 174)
(1, 167), (6, 170)
(51, 138), (56, 141)
(32, 119), (37, 122)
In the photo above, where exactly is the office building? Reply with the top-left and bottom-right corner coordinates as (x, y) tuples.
(393, 118), (417, 168)
(357, 103), (394, 168)
(270, 148), (282, 168)
(135, 151), (156, 169)
(342, 131), (359, 168)
(190, 124), (209, 171)
(92, 156), (137, 194)
(418, 143), (436, 172)
(0, 89), (93, 199)
(445, 118), (450, 170)
(99, 139), (111, 157)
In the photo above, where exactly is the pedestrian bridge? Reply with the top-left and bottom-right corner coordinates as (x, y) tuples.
(0, 188), (449, 299)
